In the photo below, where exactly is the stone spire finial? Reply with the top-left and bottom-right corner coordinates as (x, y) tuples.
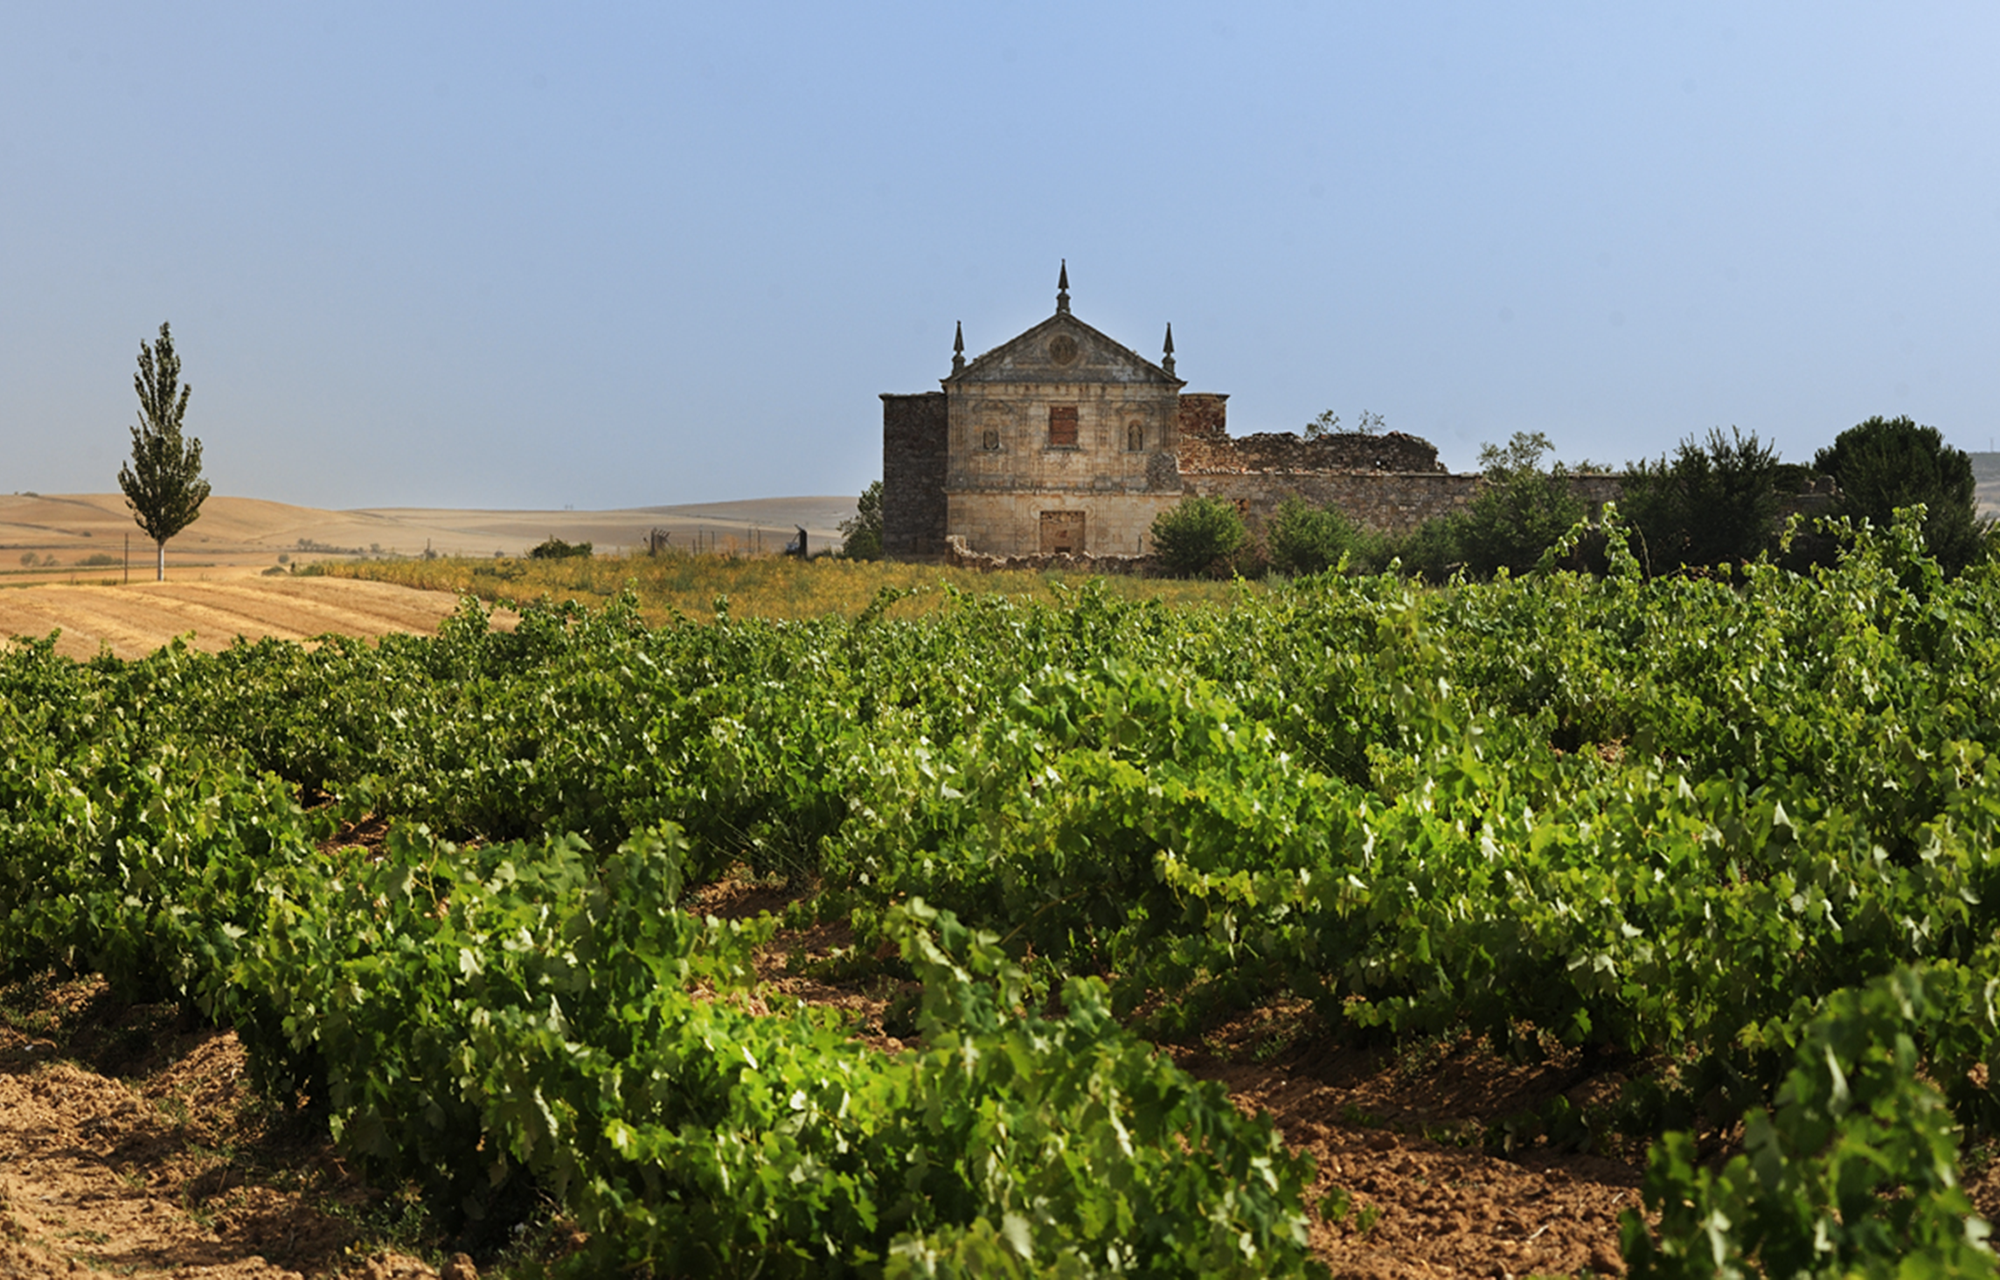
(952, 321), (965, 373)
(1162, 322), (1175, 376)
(1056, 259), (1070, 314)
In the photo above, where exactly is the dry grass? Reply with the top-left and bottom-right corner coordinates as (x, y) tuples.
(310, 551), (1263, 624)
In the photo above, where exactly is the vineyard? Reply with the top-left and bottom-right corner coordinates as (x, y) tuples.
(5, 515), (2000, 1276)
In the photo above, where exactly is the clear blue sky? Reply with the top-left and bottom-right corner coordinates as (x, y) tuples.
(4, 3), (1996, 509)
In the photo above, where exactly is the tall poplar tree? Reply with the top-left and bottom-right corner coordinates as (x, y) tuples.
(118, 322), (210, 581)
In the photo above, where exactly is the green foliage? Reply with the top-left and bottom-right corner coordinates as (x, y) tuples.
(1816, 414), (1989, 575)
(14, 520), (2000, 1268)
(1624, 968), (1996, 1278)
(1477, 429), (1557, 475)
(117, 321), (210, 577)
(527, 536), (592, 559)
(1448, 430), (1588, 578)
(1303, 410), (1384, 441)
(840, 480), (885, 560)
(1622, 427), (1783, 573)
(1265, 497), (1359, 576)
(1150, 495), (1249, 576)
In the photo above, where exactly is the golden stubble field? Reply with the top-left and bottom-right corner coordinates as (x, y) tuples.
(0, 572), (521, 661)
(0, 492), (856, 582)
(0, 492), (859, 658)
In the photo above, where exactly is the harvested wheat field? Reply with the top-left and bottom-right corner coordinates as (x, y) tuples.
(0, 574), (516, 661)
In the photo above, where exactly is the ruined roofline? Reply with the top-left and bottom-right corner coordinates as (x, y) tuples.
(1175, 424), (1448, 476)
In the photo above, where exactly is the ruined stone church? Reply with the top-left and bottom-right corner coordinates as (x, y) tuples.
(880, 265), (1463, 561)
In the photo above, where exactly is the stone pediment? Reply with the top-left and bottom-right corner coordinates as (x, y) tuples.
(946, 313), (1180, 387)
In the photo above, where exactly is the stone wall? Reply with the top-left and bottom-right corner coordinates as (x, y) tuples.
(1174, 399), (1442, 475)
(1180, 427), (1443, 477)
(1186, 473), (1479, 535)
(946, 378), (1180, 497)
(943, 536), (1153, 575)
(1172, 392), (1229, 450)
(881, 392), (949, 556)
(947, 489), (1183, 557)
(1186, 472), (1626, 536)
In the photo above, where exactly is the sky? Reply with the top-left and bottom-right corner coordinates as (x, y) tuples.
(3, 3), (1997, 510)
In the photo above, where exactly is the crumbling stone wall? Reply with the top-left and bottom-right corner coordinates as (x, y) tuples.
(1186, 473), (1478, 535)
(942, 535), (1153, 575)
(1174, 396), (1443, 475)
(881, 392), (949, 556)
(1187, 472), (1625, 536)
(1170, 394), (1230, 471)
(1221, 430), (1443, 473)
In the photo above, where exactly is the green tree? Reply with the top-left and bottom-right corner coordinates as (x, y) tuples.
(839, 480), (884, 560)
(1457, 430), (1586, 578)
(1622, 427), (1782, 574)
(1814, 415), (1987, 575)
(1265, 496), (1358, 576)
(117, 322), (210, 581)
(1149, 495), (1248, 577)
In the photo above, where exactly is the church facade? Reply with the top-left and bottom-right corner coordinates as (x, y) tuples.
(880, 266), (1451, 560)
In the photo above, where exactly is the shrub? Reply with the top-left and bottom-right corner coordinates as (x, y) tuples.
(1150, 496), (1248, 577)
(1458, 432), (1586, 578)
(78, 553), (120, 567)
(1265, 497), (1359, 576)
(1387, 512), (1471, 579)
(528, 536), (592, 560)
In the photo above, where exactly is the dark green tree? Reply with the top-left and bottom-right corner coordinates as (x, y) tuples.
(1622, 427), (1782, 574)
(1149, 495), (1248, 577)
(839, 480), (884, 560)
(1814, 415), (1987, 575)
(117, 322), (210, 581)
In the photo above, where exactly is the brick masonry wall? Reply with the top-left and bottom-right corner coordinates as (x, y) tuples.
(881, 392), (949, 556)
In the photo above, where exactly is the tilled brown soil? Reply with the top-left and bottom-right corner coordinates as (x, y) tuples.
(0, 982), (465, 1280)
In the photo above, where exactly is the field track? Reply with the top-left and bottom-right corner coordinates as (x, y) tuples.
(0, 575), (514, 661)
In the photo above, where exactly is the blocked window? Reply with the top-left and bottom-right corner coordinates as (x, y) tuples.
(1048, 405), (1078, 448)
(1040, 510), (1086, 553)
